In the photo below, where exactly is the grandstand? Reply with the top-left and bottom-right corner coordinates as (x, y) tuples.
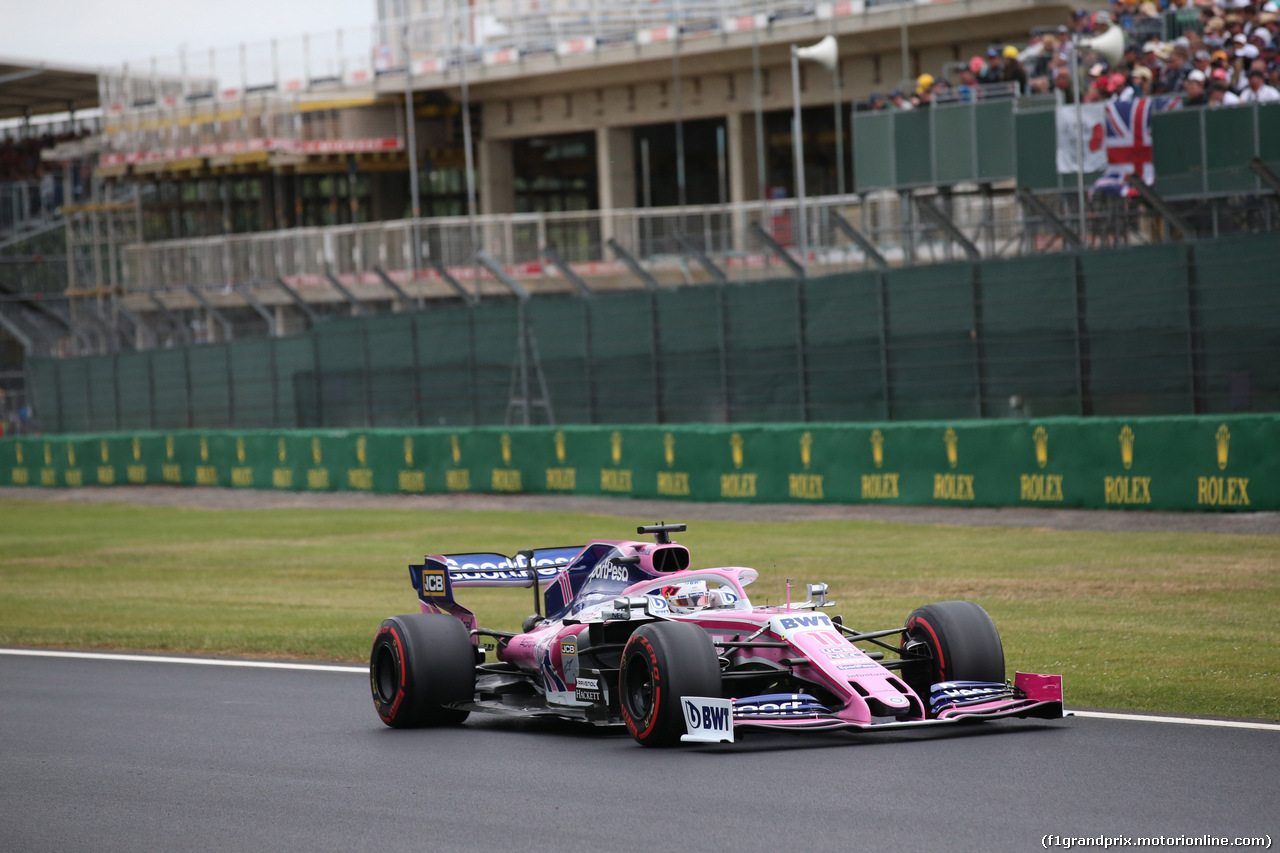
(2, 0), (1279, 435)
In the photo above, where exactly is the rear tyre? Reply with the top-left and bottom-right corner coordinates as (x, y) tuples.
(370, 613), (475, 728)
(619, 621), (722, 748)
(900, 600), (1005, 709)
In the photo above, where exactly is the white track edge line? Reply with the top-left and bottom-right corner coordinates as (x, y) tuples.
(1069, 710), (1280, 731)
(3, 649), (1278, 730)
(0, 648), (365, 673)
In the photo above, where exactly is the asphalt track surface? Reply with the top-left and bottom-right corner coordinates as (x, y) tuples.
(2, 652), (1275, 852)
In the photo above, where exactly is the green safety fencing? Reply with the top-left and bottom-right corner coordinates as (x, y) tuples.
(853, 100), (1280, 196)
(2, 414), (1276, 512)
(23, 232), (1280, 434)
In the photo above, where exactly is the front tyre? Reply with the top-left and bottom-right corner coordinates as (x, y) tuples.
(900, 600), (1005, 707)
(370, 613), (475, 728)
(619, 621), (722, 748)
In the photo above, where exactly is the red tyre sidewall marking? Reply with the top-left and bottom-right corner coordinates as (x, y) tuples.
(908, 616), (946, 679)
(623, 636), (662, 740)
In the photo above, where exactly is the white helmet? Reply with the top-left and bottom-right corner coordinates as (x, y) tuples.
(661, 580), (710, 614)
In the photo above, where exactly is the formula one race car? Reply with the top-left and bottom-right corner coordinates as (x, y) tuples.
(369, 524), (1063, 746)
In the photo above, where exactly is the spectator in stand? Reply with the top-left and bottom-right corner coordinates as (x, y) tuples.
(1160, 45), (1193, 93)
(914, 74), (936, 107)
(1054, 64), (1078, 102)
(888, 89), (914, 110)
(1194, 49), (1213, 75)
(1238, 65), (1280, 100)
(867, 92), (888, 111)
(1184, 69), (1210, 104)
(956, 64), (980, 102)
(1130, 64), (1155, 96)
(1209, 79), (1242, 105)
(981, 48), (1005, 84)
(1003, 45), (1029, 93)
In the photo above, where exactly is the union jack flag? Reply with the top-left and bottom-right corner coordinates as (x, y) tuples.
(1091, 97), (1180, 197)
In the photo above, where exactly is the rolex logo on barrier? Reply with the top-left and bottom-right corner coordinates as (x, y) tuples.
(162, 436), (180, 484)
(41, 442), (56, 486)
(934, 428), (974, 502)
(128, 436), (147, 484)
(1020, 426), (1063, 503)
(196, 437), (218, 486)
(492, 434), (521, 492)
(721, 433), (757, 498)
(11, 440), (28, 485)
(600, 431), (632, 493)
(64, 441), (82, 487)
(1105, 425), (1149, 505)
(861, 429), (899, 500)
(546, 430), (576, 492)
(97, 439), (115, 486)
(400, 436), (425, 493)
(657, 432), (689, 496)
(348, 436), (373, 491)
(789, 431), (823, 500)
(273, 438), (293, 489)
(1198, 423), (1249, 507)
(307, 437), (329, 490)
(447, 435), (470, 492)
(232, 436), (253, 488)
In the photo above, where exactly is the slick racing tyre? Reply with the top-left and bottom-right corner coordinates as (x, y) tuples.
(370, 613), (475, 728)
(900, 600), (1005, 707)
(619, 621), (722, 748)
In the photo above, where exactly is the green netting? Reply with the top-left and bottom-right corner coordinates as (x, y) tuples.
(312, 321), (369, 427)
(1082, 244), (1193, 415)
(469, 301), (519, 425)
(417, 304), (478, 427)
(151, 349), (189, 429)
(116, 351), (153, 430)
(885, 262), (978, 420)
(187, 345), (232, 427)
(655, 286), (726, 422)
(587, 290), (658, 423)
(527, 296), (591, 424)
(274, 336), (316, 428)
(803, 271), (885, 421)
(365, 313), (418, 427)
(724, 279), (803, 422)
(228, 339), (277, 427)
(979, 253), (1082, 416)
(57, 358), (90, 433)
(1190, 234), (1280, 413)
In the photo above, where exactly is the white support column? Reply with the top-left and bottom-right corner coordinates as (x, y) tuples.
(478, 138), (514, 258)
(595, 126), (635, 249)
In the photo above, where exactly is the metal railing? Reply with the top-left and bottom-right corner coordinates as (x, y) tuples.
(114, 185), (1270, 296)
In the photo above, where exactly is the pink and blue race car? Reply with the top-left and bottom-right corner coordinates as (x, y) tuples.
(369, 523), (1063, 746)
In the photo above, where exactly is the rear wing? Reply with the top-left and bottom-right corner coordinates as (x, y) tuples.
(409, 545), (585, 633)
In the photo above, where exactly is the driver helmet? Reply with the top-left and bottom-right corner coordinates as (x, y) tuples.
(661, 580), (710, 614)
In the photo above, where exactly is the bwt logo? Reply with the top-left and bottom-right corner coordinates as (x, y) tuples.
(684, 701), (730, 732)
(777, 614), (832, 631)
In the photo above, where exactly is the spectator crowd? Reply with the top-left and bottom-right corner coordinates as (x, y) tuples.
(860, 0), (1280, 109)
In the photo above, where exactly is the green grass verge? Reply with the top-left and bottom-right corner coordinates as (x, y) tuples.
(1, 499), (1276, 719)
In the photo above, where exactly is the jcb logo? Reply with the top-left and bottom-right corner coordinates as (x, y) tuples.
(421, 570), (446, 596)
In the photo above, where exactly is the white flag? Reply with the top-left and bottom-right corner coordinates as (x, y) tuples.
(1056, 103), (1108, 174)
